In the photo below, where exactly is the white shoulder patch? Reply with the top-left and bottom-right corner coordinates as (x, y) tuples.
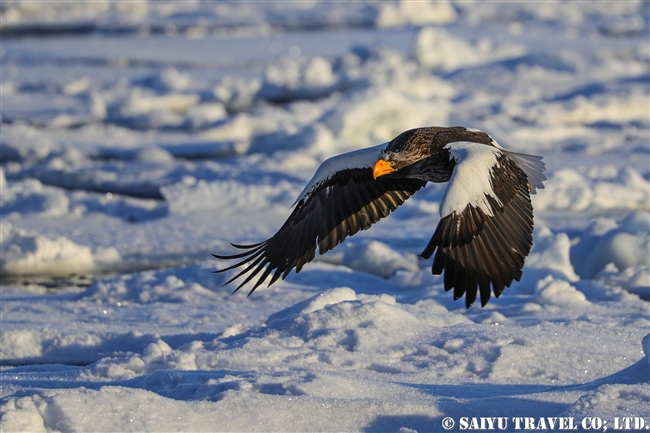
(292, 143), (387, 207)
(440, 141), (502, 218)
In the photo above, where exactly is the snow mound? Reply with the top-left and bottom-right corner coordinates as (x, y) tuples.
(161, 179), (296, 215)
(82, 263), (220, 304)
(265, 287), (357, 325)
(583, 232), (649, 278)
(135, 147), (175, 163)
(565, 384), (650, 418)
(341, 240), (420, 279)
(532, 92), (649, 126)
(414, 27), (525, 72)
(535, 276), (591, 308)
(518, 225), (580, 287)
(323, 87), (449, 147)
(572, 212), (650, 278)
(535, 167), (649, 212)
(1, 178), (70, 217)
(0, 328), (162, 366)
(0, 222), (121, 277)
(2, 176), (166, 222)
(2, 0), (147, 25)
(259, 56), (339, 101)
(18, 157), (169, 199)
(186, 103), (228, 129)
(3, 91), (106, 129)
(79, 289), (646, 387)
(0, 395), (47, 433)
(0, 124), (61, 163)
(213, 77), (262, 111)
(85, 289), (470, 379)
(149, 68), (193, 92)
(375, 0), (457, 28)
(595, 265), (650, 301)
(111, 88), (201, 130)
(116, 89), (199, 117)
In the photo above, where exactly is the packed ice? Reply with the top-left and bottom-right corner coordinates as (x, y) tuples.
(1, 1), (648, 432)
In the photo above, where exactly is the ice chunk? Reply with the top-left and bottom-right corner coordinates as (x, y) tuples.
(594, 265), (650, 301)
(0, 222), (121, 277)
(535, 92), (649, 126)
(259, 56), (339, 101)
(414, 28), (480, 71)
(535, 168), (649, 212)
(303, 56), (336, 88)
(323, 87), (449, 146)
(213, 77), (261, 111)
(521, 226), (580, 284)
(414, 27), (525, 72)
(565, 384), (650, 419)
(135, 147), (175, 163)
(535, 276), (591, 308)
(342, 240), (419, 279)
(375, 0), (457, 28)
(152, 68), (193, 92)
(265, 287), (357, 325)
(114, 88), (200, 118)
(186, 103), (228, 128)
(0, 396), (47, 433)
(160, 179), (296, 216)
(63, 77), (91, 95)
(1, 177), (70, 217)
(572, 212), (650, 278)
(583, 232), (649, 278)
(82, 267), (217, 304)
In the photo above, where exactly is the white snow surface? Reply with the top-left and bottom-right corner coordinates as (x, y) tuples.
(1, 2), (649, 432)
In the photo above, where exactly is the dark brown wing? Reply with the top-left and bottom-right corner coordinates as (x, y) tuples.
(213, 169), (426, 294)
(420, 154), (534, 308)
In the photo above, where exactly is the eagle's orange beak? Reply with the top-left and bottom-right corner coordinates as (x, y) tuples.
(373, 160), (395, 179)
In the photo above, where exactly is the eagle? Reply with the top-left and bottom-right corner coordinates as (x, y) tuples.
(213, 126), (546, 308)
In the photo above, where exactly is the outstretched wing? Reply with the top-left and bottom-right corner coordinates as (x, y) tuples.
(213, 145), (426, 294)
(420, 141), (546, 308)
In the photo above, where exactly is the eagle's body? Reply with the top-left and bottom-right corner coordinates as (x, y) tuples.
(214, 126), (546, 308)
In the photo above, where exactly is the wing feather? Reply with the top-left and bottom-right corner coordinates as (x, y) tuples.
(422, 146), (541, 307)
(215, 163), (425, 294)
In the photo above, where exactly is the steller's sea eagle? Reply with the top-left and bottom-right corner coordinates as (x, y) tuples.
(213, 126), (546, 308)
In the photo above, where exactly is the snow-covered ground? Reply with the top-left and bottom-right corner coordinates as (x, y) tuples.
(1, 1), (649, 431)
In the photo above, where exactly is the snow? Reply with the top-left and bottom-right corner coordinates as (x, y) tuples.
(534, 276), (591, 308)
(341, 240), (420, 278)
(414, 27), (525, 72)
(535, 167), (649, 212)
(1, 222), (122, 277)
(572, 212), (650, 278)
(323, 87), (450, 147)
(1, 2), (649, 431)
(375, 0), (457, 29)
